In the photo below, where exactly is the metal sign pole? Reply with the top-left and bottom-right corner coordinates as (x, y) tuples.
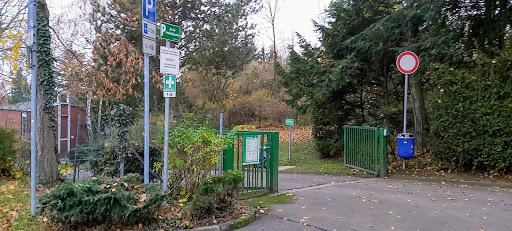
(403, 74), (408, 134)
(288, 125), (291, 163)
(28, 0), (37, 215)
(162, 40), (171, 192)
(144, 54), (150, 184)
(142, 0), (156, 185)
(219, 113), (223, 174)
(403, 74), (409, 169)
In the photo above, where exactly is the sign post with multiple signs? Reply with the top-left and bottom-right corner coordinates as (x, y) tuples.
(142, 0), (156, 56)
(286, 119), (294, 162)
(396, 51), (419, 169)
(142, 0), (156, 185)
(158, 19), (181, 191)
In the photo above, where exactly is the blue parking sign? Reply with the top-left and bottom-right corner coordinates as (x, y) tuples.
(142, 0), (156, 23)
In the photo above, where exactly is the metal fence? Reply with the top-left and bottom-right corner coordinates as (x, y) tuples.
(343, 126), (387, 177)
(222, 131), (279, 194)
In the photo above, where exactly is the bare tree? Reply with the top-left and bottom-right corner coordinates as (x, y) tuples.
(261, 0), (282, 92)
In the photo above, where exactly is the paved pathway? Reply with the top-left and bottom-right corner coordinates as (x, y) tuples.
(239, 173), (512, 231)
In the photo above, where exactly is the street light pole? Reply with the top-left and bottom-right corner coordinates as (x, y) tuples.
(28, 0), (37, 215)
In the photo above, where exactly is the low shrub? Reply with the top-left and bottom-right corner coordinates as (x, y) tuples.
(14, 139), (30, 175)
(0, 128), (19, 177)
(189, 170), (244, 216)
(68, 141), (104, 160)
(86, 141), (162, 179)
(38, 174), (164, 227)
(158, 114), (233, 193)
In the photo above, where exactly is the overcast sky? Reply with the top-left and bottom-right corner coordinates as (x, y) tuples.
(252, 0), (332, 50)
(46, 0), (333, 51)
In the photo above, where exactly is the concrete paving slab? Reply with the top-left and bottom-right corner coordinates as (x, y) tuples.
(278, 173), (361, 191)
(239, 213), (321, 231)
(239, 174), (512, 231)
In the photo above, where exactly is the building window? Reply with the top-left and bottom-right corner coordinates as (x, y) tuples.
(21, 112), (27, 138)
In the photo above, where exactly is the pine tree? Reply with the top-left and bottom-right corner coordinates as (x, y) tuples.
(8, 70), (30, 105)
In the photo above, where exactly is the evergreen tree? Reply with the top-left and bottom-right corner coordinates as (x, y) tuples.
(184, 0), (260, 103)
(8, 69), (30, 104)
(278, 0), (512, 173)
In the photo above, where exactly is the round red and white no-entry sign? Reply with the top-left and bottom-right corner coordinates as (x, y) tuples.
(396, 51), (419, 74)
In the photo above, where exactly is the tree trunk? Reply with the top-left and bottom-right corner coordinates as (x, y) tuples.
(269, 0), (279, 93)
(97, 98), (102, 135)
(86, 90), (93, 141)
(36, 0), (59, 188)
(407, 9), (429, 151)
(409, 74), (428, 150)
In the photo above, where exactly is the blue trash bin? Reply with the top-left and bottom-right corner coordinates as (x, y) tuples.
(397, 133), (415, 159)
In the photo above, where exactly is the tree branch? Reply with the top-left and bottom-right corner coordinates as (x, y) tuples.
(48, 25), (84, 67)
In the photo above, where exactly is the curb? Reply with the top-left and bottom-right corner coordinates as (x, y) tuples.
(191, 204), (257, 231)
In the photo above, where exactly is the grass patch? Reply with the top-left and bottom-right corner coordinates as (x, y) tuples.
(239, 191), (268, 200)
(229, 213), (254, 230)
(0, 177), (47, 230)
(278, 141), (357, 175)
(244, 193), (295, 209)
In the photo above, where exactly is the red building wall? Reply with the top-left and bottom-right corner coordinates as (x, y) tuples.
(0, 109), (30, 139)
(55, 105), (88, 154)
(0, 105), (88, 154)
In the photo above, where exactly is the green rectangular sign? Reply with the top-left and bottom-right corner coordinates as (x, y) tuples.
(159, 22), (180, 42)
(285, 119), (294, 126)
(243, 135), (260, 165)
(163, 75), (176, 97)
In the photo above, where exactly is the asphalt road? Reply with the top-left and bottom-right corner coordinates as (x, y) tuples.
(239, 173), (512, 231)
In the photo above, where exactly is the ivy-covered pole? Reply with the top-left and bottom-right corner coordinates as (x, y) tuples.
(28, 0), (37, 215)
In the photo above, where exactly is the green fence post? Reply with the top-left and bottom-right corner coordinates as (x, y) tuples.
(343, 126), (347, 166)
(268, 131), (279, 194)
(223, 145), (234, 172)
(379, 128), (388, 177)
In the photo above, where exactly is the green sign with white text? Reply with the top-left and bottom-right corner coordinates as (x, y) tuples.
(163, 75), (176, 98)
(285, 119), (294, 126)
(159, 22), (180, 42)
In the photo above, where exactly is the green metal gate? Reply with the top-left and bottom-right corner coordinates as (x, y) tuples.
(343, 126), (387, 177)
(222, 131), (279, 194)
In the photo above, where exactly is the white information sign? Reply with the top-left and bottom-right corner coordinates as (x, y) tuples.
(143, 37), (156, 56)
(160, 46), (180, 75)
(243, 135), (260, 165)
(142, 19), (156, 39)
